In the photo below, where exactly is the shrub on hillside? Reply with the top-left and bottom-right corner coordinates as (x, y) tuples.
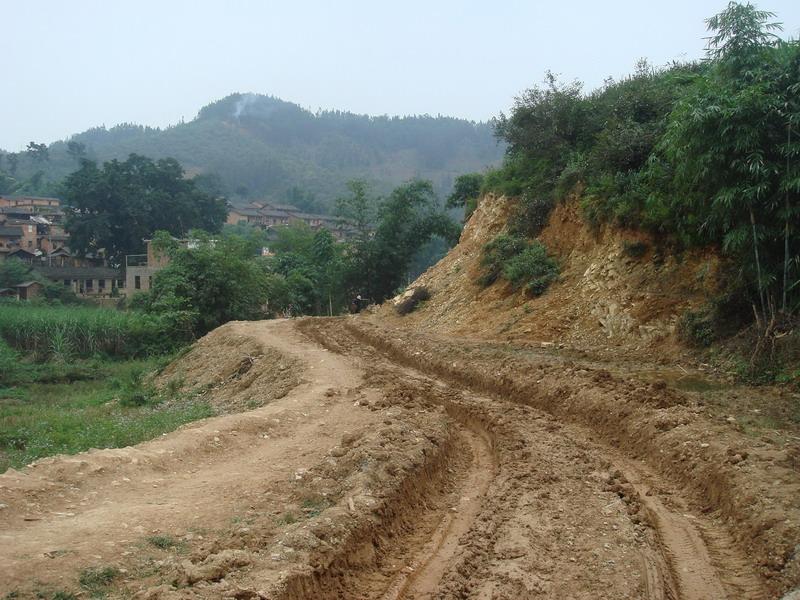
(509, 194), (555, 238)
(478, 234), (528, 287)
(678, 309), (715, 348)
(480, 234), (559, 296)
(503, 242), (559, 296)
(484, 4), (800, 334)
(622, 240), (649, 259)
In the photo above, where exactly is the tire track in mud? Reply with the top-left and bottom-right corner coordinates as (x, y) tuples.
(380, 427), (495, 600)
(298, 317), (767, 600)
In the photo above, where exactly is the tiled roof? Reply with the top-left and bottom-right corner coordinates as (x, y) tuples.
(230, 207), (262, 217)
(35, 266), (121, 280)
(0, 226), (23, 237)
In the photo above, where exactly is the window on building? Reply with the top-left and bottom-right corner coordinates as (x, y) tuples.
(98, 279), (106, 290)
(27, 241), (32, 248)
(117, 279), (124, 288)
(135, 275), (141, 289)
(148, 276), (153, 288)
(85, 279), (93, 290)
(63, 279), (70, 286)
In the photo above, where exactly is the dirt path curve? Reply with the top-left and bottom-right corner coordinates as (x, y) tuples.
(300, 317), (769, 600)
(0, 320), (380, 595)
(0, 317), (776, 599)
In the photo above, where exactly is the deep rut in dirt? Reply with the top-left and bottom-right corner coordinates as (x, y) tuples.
(380, 427), (495, 600)
(297, 317), (769, 600)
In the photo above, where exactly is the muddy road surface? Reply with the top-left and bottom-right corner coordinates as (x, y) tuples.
(1, 317), (796, 599)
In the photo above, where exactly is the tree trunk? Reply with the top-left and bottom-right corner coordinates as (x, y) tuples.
(750, 206), (767, 319)
(783, 123), (791, 314)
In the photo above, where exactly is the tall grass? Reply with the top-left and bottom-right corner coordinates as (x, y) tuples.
(0, 303), (180, 360)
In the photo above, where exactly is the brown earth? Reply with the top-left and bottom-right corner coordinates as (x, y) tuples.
(0, 315), (797, 599)
(1, 195), (798, 599)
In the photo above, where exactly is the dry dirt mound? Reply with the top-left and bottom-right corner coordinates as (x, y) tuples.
(156, 323), (302, 413)
(382, 193), (722, 364)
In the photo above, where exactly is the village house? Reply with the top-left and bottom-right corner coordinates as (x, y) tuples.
(226, 202), (349, 239)
(0, 225), (24, 252)
(0, 280), (45, 301)
(0, 195), (60, 209)
(124, 238), (191, 293)
(35, 266), (123, 297)
(0, 196), (69, 257)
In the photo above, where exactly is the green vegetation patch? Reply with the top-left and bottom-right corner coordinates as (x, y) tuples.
(79, 565), (120, 597)
(479, 234), (559, 296)
(0, 357), (213, 472)
(0, 303), (184, 362)
(146, 534), (184, 551)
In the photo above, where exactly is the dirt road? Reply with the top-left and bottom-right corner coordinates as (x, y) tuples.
(1, 317), (795, 599)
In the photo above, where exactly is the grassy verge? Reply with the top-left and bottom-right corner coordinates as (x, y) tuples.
(0, 356), (213, 472)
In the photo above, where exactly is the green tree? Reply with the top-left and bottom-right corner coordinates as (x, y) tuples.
(311, 228), (344, 315)
(26, 141), (49, 163)
(657, 2), (799, 315)
(446, 172), (484, 219)
(66, 140), (87, 163)
(145, 232), (267, 336)
(62, 154), (228, 261)
(6, 154), (18, 175)
(335, 179), (375, 241)
(341, 179), (459, 302)
(261, 223), (346, 315)
(0, 260), (32, 288)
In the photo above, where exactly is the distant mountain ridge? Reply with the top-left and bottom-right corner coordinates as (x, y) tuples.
(5, 93), (504, 211)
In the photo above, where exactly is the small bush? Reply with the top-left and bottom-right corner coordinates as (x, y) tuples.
(147, 534), (181, 550)
(114, 368), (158, 407)
(509, 194), (555, 238)
(480, 234), (559, 296)
(79, 566), (119, 595)
(678, 309), (715, 347)
(479, 234), (528, 287)
(502, 242), (559, 296)
(464, 196), (479, 220)
(622, 240), (648, 259)
(554, 152), (587, 199)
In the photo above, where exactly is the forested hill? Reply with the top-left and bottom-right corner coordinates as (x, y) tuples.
(2, 93), (504, 211)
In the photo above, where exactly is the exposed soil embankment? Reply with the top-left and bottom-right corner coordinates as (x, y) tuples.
(344, 316), (800, 597)
(382, 193), (722, 364)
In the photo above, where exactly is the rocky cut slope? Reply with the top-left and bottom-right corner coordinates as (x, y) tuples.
(384, 193), (724, 363)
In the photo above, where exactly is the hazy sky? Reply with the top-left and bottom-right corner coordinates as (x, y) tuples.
(3, 0), (799, 151)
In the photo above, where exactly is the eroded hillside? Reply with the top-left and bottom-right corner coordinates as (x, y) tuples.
(383, 193), (724, 363)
